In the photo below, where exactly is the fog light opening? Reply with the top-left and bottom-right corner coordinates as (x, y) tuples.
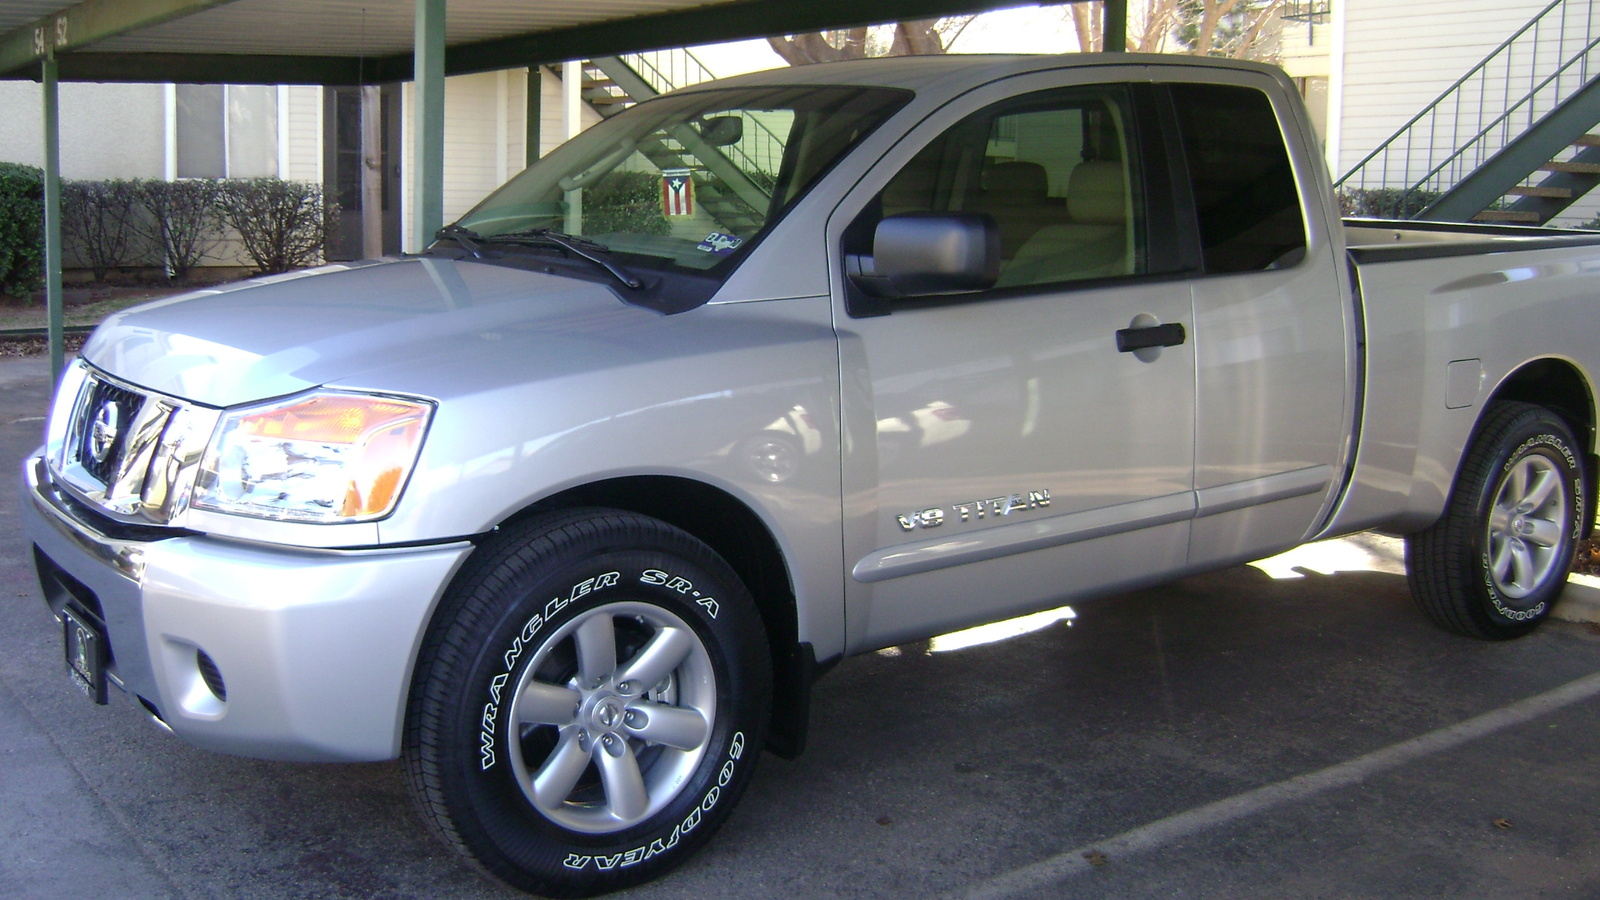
(196, 649), (227, 702)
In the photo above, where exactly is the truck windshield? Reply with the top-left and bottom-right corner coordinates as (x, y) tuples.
(452, 85), (909, 275)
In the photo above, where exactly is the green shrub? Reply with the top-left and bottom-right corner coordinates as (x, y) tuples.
(0, 163), (44, 299)
(585, 170), (670, 236)
(1337, 187), (1441, 219)
(217, 178), (338, 274)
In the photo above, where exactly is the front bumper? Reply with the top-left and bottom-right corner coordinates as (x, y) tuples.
(21, 454), (474, 762)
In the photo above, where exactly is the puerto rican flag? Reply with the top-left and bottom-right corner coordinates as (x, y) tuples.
(662, 169), (695, 217)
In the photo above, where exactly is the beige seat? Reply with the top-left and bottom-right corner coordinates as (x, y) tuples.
(999, 160), (1131, 286)
(969, 161), (1064, 260)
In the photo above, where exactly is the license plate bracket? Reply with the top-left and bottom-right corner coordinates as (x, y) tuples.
(62, 606), (108, 705)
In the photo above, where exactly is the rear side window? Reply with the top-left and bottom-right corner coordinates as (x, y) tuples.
(1169, 83), (1306, 274)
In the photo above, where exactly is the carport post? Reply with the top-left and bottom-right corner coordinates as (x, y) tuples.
(1103, 0), (1127, 52)
(413, 0), (446, 251)
(41, 50), (64, 383)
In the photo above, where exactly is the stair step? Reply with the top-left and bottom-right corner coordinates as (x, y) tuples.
(586, 95), (631, 106)
(1506, 185), (1574, 198)
(1540, 160), (1600, 174)
(583, 78), (618, 89)
(1473, 209), (1542, 223)
(1572, 134), (1600, 147)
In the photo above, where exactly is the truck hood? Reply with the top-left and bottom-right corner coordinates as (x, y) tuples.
(82, 257), (637, 407)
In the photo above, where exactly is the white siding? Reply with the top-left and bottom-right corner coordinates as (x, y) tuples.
(1336, 0), (1561, 179)
(281, 85), (323, 183)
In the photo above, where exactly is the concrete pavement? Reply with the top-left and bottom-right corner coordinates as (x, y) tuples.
(4, 353), (1599, 899)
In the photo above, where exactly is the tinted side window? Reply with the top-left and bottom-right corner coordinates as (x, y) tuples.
(1169, 83), (1306, 274)
(875, 85), (1146, 289)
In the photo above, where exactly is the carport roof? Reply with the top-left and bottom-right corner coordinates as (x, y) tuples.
(0, 0), (1067, 84)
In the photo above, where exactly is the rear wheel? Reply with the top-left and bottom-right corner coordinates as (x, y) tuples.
(1406, 402), (1587, 639)
(404, 509), (771, 897)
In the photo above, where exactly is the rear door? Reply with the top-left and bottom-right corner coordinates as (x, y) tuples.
(1157, 70), (1356, 569)
(830, 69), (1200, 651)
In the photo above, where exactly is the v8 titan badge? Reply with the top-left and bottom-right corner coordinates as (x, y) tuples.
(63, 606), (109, 705)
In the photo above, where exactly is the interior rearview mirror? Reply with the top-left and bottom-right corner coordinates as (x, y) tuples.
(697, 116), (744, 147)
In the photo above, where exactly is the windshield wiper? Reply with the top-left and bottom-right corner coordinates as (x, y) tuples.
(434, 223), (486, 258)
(484, 228), (644, 290)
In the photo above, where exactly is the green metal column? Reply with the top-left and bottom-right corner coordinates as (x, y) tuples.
(413, 0), (445, 250)
(1103, 0), (1127, 52)
(41, 51), (64, 383)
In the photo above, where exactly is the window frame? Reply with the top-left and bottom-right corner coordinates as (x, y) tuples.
(839, 78), (1194, 318)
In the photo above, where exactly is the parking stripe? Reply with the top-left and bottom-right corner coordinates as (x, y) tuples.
(960, 669), (1600, 899)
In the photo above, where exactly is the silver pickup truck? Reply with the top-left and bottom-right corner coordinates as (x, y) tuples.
(20, 54), (1600, 896)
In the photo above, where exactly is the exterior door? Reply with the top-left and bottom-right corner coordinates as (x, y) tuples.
(832, 73), (1200, 651)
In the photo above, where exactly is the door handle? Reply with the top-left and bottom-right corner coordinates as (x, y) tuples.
(1116, 322), (1186, 353)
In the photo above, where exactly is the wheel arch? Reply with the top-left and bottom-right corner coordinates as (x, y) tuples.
(1487, 357), (1598, 538)
(505, 475), (813, 760)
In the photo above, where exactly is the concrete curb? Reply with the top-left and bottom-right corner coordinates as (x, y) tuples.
(1554, 573), (1600, 624)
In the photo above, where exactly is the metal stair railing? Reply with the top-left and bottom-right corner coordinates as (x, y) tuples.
(1335, 0), (1600, 214)
(611, 49), (788, 180)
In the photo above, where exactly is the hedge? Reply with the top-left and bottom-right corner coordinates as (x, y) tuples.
(0, 163), (44, 299)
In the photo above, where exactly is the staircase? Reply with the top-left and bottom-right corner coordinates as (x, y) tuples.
(563, 50), (787, 232)
(1336, 0), (1600, 226)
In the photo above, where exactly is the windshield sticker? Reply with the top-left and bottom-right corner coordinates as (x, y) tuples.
(662, 169), (695, 218)
(697, 232), (743, 255)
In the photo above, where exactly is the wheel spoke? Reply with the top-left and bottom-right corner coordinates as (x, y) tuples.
(1491, 537), (1517, 583)
(1508, 539), (1535, 589)
(515, 681), (581, 727)
(1506, 462), (1529, 506)
(625, 701), (709, 751)
(574, 613), (617, 688)
(1521, 467), (1559, 512)
(616, 626), (695, 693)
(595, 738), (649, 822)
(530, 728), (593, 812)
(1525, 517), (1564, 549)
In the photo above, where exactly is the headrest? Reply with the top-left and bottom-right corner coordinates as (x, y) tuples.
(1067, 161), (1125, 226)
(984, 161), (1049, 201)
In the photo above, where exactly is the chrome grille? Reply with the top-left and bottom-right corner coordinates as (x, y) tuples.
(46, 363), (219, 525)
(76, 379), (146, 485)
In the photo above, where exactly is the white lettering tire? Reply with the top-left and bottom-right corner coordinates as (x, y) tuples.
(403, 509), (771, 896)
(1406, 402), (1588, 640)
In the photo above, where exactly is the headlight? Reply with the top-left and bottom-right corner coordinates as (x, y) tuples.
(193, 391), (434, 523)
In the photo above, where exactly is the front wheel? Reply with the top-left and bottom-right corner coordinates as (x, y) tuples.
(404, 509), (771, 897)
(1406, 402), (1588, 639)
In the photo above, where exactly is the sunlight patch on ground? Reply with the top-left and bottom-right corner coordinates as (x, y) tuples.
(1250, 534), (1407, 580)
(928, 605), (1077, 653)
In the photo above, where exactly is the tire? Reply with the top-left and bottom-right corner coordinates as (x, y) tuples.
(404, 508), (771, 897)
(1406, 401), (1587, 640)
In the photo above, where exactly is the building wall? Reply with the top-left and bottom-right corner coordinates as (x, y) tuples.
(0, 81), (167, 179)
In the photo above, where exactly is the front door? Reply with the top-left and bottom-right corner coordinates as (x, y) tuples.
(833, 73), (1200, 651)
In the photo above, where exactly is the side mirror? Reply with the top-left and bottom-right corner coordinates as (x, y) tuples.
(697, 116), (744, 147)
(851, 212), (1000, 298)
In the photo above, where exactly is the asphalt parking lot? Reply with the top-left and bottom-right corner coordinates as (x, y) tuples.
(4, 353), (1600, 899)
